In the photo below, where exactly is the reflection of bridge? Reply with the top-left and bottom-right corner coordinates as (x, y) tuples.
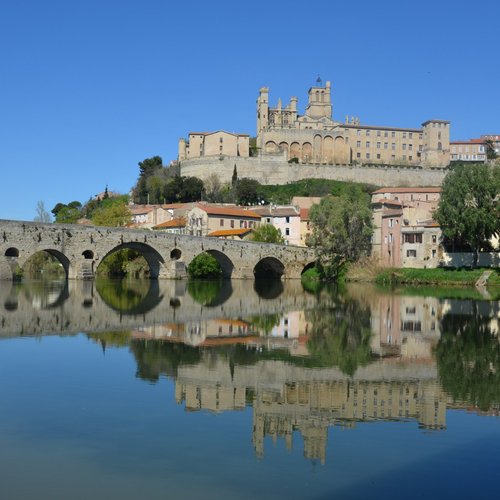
(0, 279), (319, 337)
(0, 220), (316, 280)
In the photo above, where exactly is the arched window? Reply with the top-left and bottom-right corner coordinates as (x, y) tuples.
(5, 247), (19, 257)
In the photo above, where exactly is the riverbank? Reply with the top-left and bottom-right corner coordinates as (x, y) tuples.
(349, 266), (500, 287)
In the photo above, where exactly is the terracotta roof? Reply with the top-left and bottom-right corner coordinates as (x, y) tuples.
(196, 205), (261, 218)
(130, 206), (154, 215)
(292, 196), (322, 209)
(207, 228), (253, 237)
(372, 187), (442, 194)
(372, 199), (403, 207)
(252, 206), (300, 217)
(300, 208), (310, 220)
(450, 139), (485, 144)
(152, 217), (186, 229)
(382, 209), (403, 217)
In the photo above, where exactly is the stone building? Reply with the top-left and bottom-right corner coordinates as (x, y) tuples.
(450, 139), (487, 162)
(185, 204), (260, 237)
(178, 130), (249, 160)
(257, 80), (450, 168)
(371, 187), (442, 268)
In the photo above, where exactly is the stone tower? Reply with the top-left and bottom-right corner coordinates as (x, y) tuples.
(257, 87), (269, 134)
(421, 120), (450, 168)
(305, 80), (332, 120)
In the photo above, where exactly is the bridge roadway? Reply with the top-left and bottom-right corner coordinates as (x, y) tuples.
(0, 219), (316, 280)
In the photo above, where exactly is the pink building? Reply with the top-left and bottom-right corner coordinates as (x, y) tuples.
(371, 187), (442, 268)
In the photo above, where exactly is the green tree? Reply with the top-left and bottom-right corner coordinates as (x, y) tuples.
(484, 139), (498, 160)
(251, 224), (285, 244)
(92, 200), (131, 227)
(235, 178), (262, 205)
(134, 156), (164, 203)
(308, 186), (373, 280)
(33, 201), (51, 223)
(436, 308), (500, 411)
(435, 163), (500, 266)
(55, 205), (81, 224)
(188, 252), (222, 279)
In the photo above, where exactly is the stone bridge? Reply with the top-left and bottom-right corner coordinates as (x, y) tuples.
(0, 220), (317, 280)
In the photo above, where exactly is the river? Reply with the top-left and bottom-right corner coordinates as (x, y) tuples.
(0, 278), (499, 499)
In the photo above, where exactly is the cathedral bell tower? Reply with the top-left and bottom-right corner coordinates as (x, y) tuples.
(305, 78), (332, 120)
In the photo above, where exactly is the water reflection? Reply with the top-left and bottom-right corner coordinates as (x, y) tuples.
(2, 278), (500, 465)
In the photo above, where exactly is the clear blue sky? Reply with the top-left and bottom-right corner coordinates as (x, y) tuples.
(1, 0), (498, 221)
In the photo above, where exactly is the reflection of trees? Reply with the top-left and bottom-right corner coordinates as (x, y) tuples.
(187, 280), (223, 306)
(306, 295), (373, 376)
(250, 313), (281, 335)
(129, 340), (202, 382)
(96, 279), (162, 314)
(436, 310), (500, 410)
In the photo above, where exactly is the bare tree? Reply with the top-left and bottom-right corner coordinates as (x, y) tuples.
(34, 200), (52, 223)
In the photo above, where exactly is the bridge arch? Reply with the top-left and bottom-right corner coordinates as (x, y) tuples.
(99, 242), (165, 279)
(253, 256), (285, 279)
(301, 261), (317, 275)
(196, 249), (235, 279)
(20, 249), (71, 280)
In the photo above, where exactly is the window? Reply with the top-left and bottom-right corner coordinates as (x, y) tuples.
(366, 153), (370, 159)
(403, 132), (407, 139)
(409, 156), (412, 161)
(220, 137), (223, 143)
(409, 132), (413, 139)
(377, 130), (381, 137)
(357, 129), (361, 136)
(384, 131), (388, 137)
(432, 249), (437, 258)
(357, 152), (361, 158)
(230, 220), (234, 228)
(220, 219), (224, 226)
(285, 228), (290, 236)
(356, 140), (361, 147)
(285, 216), (290, 223)
(392, 131), (396, 138)
(432, 235), (437, 243)
(366, 130), (371, 136)
(366, 141), (370, 148)
(391, 154), (395, 160)
(377, 142), (381, 148)
(384, 142), (388, 149)
(391, 143), (396, 150)
(404, 233), (423, 243)
(408, 144), (412, 151)
(402, 144), (406, 150)
(377, 153), (381, 159)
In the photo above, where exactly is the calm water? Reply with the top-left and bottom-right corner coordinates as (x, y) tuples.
(1, 279), (500, 500)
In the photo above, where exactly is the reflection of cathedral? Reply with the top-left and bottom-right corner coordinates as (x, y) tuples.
(174, 356), (447, 464)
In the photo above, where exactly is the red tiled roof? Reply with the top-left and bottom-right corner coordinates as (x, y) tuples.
(300, 208), (310, 220)
(372, 187), (442, 194)
(207, 228), (253, 237)
(152, 217), (186, 229)
(450, 139), (485, 144)
(196, 205), (261, 219)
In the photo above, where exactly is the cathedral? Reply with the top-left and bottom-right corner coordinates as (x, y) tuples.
(256, 79), (450, 168)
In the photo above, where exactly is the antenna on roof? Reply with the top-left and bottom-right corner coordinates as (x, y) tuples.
(316, 75), (322, 86)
